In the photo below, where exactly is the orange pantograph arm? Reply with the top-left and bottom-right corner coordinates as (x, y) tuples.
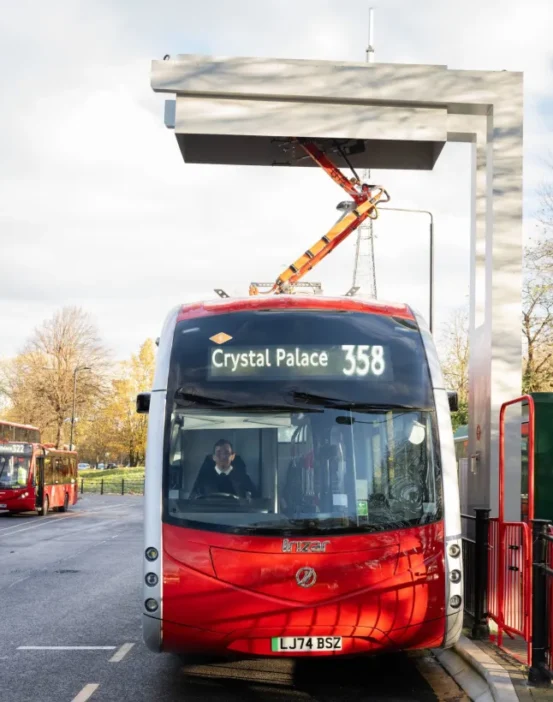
(297, 139), (367, 204)
(274, 192), (386, 292)
(257, 140), (390, 294)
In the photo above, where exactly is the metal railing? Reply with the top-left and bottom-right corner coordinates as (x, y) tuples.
(459, 395), (553, 687)
(461, 508), (490, 640)
(529, 520), (553, 687)
(79, 478), (145, 496)
(461, 511), (553, 687)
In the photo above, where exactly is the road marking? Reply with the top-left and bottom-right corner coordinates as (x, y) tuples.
(86, 502), (129, 512)
(72, 684), (99, 702)
(109, 642), (135, 662)
(0, 502), (131, 538)
(0, 515), (75, 537)
(18, 646), (116, 650)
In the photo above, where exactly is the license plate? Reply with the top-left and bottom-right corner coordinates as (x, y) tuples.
(271, 636), (342, 652)
(0, 504), (6, 508)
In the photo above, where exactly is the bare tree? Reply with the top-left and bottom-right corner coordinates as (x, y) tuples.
(1, 307), (110, 447)
(523, 237), (553, 391)
(537, 171), (553, 236)
(522, 171), (553, 390)
(437, 307), (469, 429)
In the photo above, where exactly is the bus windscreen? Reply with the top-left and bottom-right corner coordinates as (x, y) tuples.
(163, 310), (441, 537)
(0, 445), (31, 489)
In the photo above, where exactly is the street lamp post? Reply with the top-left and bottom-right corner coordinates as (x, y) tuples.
(378, 207), (434, 334)
(70, 365), (91, 451)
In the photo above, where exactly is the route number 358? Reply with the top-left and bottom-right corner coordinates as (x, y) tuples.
(341, 345), (385, 376)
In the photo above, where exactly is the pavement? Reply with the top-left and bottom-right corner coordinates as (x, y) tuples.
(435, 635), (520, 701)
(0, 494), (494, 701)
(461, 638), (553, 702)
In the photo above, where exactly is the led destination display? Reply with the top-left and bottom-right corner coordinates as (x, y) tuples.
(208, 344), (392, 381)
(0, 443), (33, 455)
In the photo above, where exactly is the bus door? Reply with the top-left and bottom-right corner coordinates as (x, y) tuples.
(35, 454), (45, 509)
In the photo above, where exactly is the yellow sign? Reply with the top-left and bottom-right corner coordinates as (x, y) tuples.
(209, 333), (232, 345)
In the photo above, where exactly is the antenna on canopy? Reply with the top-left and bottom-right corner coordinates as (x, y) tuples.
(352, 6), (378, 299)
(366, 6), (375, 64)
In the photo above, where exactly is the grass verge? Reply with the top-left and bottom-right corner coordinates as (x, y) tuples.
(78, 466), (145, 495)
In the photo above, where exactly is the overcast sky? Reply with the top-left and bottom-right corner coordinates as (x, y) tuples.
(1, 0), (552, 360)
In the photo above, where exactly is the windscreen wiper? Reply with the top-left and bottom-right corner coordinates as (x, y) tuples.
(289, 391), (352, 407)
(289, 391), (417, 412)
(223, 404), (322, 413)
(175, 392), (234, 408)
(175, 391), (321, 413)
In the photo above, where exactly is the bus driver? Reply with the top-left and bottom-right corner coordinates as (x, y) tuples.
(190, 439), (259, 500)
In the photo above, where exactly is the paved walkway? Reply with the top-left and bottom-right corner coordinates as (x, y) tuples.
(472, 640), (553, 701)
(461, 626), (553, 701)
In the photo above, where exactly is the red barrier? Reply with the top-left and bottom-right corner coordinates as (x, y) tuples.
(488, 518), (500, 628)
(491, 395), (535, 664)
(488, 518), (531, 662)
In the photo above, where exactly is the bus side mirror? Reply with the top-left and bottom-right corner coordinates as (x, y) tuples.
(136, 392), (151, 414)
(447, 391), (459, 412)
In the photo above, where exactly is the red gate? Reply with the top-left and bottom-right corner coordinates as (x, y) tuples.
(487, 395), (535, 664)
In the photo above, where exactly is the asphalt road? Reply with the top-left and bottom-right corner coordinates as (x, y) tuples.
(0, 495), (468, 702)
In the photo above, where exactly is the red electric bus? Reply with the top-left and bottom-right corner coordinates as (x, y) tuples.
(138, 296), (463, 657)
(0, 422), (78, 516)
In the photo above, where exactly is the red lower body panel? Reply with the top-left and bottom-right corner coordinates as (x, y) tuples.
(0, 495), (36, 514)
(161, 617), (447, 656)
(160, 521), (447, 657)
(44, 484), (78, 509)
(0, 485), (78, 514)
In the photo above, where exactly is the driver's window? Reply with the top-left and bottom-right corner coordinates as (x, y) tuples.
(168, 424), (264, 499)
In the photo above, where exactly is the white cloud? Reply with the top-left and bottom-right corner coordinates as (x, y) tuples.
(0, 0), (551, 360)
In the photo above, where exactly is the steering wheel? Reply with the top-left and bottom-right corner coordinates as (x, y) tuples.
(195, 492), (240, 501)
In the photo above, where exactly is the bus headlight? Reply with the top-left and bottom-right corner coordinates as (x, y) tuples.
(448, 544), (461, 558)
(450, 595), (462, 609)
(145, 598), (159, 612)
(145, 573), (158, 587)
(449, 569), (462, 583)
(145, 547), (159, 561)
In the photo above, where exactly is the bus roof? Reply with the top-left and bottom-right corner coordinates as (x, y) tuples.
(177, 296), (415, 323)
(0, 419), (40, 430)
(41, 445), (77, 455)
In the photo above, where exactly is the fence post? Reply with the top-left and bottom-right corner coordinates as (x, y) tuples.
(100, 478), (104, 496)
(80, 478), (84, 494)
(472, 508), (491, 639)
(529, 519), (552, 687)
(122, 479), (125, 496)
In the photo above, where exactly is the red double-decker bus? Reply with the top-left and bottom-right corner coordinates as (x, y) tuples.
(0, 421), (78, 515)
(138, 296), (463, 657)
